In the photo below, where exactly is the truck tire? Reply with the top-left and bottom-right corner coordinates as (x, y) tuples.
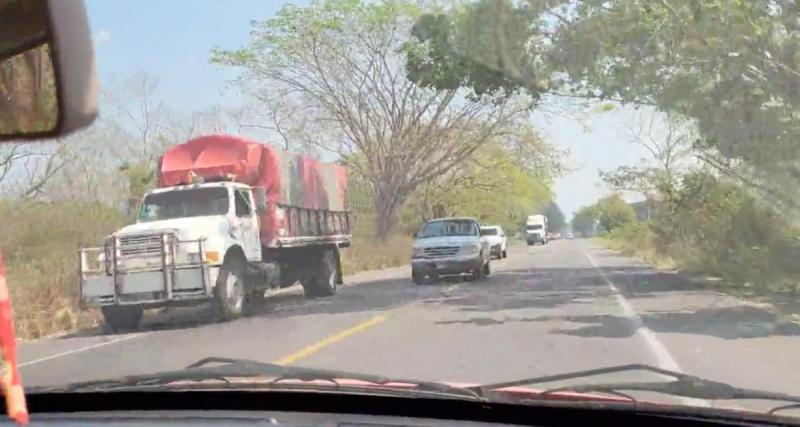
(302, 248), (338, 298)
(502, 249), (507, 258)
(214, 254), (246, 320)
(101, 306), (143, 333)
(483, 259), (491, 277)
(243, 289), (267, 315)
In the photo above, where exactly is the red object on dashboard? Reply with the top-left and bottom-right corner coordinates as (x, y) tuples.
(0, 252), (28, 425)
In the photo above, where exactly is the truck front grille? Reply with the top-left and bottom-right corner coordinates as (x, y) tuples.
(424, 246), (460, 258)
(118, 234), (164, 257)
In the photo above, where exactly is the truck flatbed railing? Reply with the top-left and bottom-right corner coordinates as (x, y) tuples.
(279, 204), (352, 245)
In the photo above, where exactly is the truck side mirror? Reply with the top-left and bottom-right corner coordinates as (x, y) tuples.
(253, 187), (267, 214)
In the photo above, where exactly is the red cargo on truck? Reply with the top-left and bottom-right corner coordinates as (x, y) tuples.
(158, 134), (351, 247)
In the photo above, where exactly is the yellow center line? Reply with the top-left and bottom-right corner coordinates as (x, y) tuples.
(273, 314), (388, 366)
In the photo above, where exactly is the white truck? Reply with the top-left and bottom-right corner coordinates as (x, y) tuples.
(525, 214), (548, 246)
(79, 135), (352, 331)
(411, 217), (491, 285)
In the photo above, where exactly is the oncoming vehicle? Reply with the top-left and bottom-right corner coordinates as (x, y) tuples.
(525, 214), (548, 245)
(480, 225), (507, 259)
(411, 218), (490, 284)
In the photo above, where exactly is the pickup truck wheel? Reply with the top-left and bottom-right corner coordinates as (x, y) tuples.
(468, 258), (483, 281)
(214, 256), (245, 320)
(502, 249), (507, 258)
(101, 306), (143, 333)
(302, 249), (337, 298)
(483, 259), (491, 276)
(412, 269), (425, 285)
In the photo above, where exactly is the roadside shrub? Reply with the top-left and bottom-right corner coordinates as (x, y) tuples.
(605, 171), (800, 293)
(0, 200), (124, 338)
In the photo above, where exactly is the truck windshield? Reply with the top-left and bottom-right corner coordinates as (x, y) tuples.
(138, 188), (229, 222)
(481, 228), (498, 236)
(527, 225), (543, 230)
(418, 220), (477, 238)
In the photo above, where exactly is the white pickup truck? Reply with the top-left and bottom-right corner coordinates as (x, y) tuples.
(410, 217), (491, 285)
(480, 225), (507, 259)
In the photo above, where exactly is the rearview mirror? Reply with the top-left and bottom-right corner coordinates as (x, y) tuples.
(0, 0), (98, 141)
(253, 187), (267, 214)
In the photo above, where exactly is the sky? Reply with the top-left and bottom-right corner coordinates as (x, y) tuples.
(85, 0), (652, 219)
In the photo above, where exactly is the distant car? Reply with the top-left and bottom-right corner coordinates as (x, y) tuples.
(411, 217), (491, 285)
(566, 232), (574, 239)
(480, 225), (507, 259)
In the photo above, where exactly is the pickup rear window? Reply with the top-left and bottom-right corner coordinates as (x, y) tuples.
(139, 188), (229, 222)
(481, 228), (498, 236)
(526, 225), (543, 230)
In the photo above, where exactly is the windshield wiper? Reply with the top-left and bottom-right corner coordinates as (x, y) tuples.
(33, 357), (484, 400)
(474, 364), (800, 415)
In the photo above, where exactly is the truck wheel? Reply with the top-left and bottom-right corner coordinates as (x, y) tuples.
(502, 249), (507, 258)
(101, 306), (143, 333)
(483, 259), (491, 277)
(302, 249), (338, 298)
(243, 289), (267, 315)
(214, 255), (245, 320)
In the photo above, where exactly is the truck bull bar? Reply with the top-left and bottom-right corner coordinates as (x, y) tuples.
(79, 232), (214, 307)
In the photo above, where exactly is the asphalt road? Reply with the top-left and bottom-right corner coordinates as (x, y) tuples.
(18, 239), (800, 412)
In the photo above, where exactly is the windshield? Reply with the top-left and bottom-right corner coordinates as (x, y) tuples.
(138, 188), (229, 222)
(419, 220), (477, 238)
(3, 0), (800, 422)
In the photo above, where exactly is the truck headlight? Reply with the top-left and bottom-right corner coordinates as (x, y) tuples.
(460, 245), (480, 255)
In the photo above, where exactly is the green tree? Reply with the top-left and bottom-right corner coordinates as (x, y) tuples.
(595, 195), (636, 232)
(406, 1), (800, 212)
(571, 205), (597, 236)
(401, 125), (561, 235)
(543, 201), (566, 233)
(211, 0), (531, 239)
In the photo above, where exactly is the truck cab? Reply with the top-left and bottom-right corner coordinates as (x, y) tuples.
(133, 182), (262, 266)
(525, 215), (548, 246)
(79, 182), (264, 330)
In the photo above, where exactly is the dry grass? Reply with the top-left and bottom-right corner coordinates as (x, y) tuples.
(341, 234), (413, 275)
(0, 201), (123, 339)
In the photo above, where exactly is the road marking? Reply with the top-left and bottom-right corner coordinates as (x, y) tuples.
(583, 250), (681, 371)
(273, 315), (388, 366)
(584, 249), (712, 408)
(19, 333), (142, 368)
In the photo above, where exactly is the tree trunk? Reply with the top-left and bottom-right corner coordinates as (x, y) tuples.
(374, 187), (403, 240)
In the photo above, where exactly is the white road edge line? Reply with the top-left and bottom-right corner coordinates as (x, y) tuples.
(583, 249), (710, 408)
(584, 250), (681, 371)
(19, 333), (143, 368)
